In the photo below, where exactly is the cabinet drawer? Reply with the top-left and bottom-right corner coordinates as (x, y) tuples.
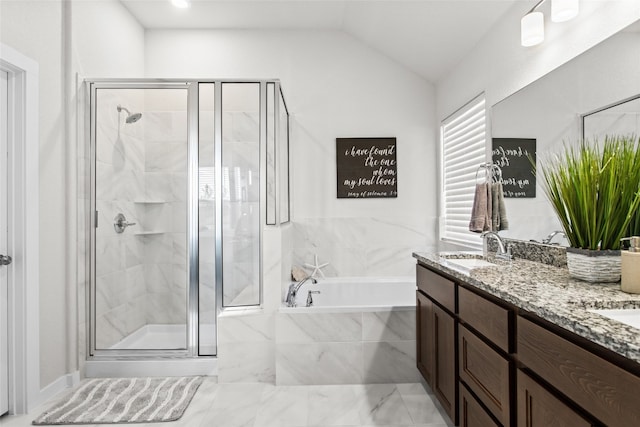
(518, 316), (640, 427)
(460, 384), (500, 427)
(417, 264), (455, 313)
(459, 325), (510, 425)
(459, 286), (511, 352)
(517, 369), (591, 427)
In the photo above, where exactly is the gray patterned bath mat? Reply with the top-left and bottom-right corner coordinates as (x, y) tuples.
(32, 376), (203, 425)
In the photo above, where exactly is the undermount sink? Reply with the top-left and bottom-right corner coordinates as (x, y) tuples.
(440, 254), (497, 273)
(588, 309), (640, 330)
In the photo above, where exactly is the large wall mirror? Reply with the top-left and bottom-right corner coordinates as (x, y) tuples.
(490, 19), (640, 243)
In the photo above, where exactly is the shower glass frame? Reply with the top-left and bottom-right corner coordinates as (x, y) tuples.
(85, 79), (289, 360)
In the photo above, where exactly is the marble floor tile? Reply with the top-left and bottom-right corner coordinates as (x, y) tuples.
(170, 377), (218, 427)
(0, 380), (444, 427)
(307, 385), (361, 426)
(199, 382), (265, 427)
(276, 342), (363, 385)
(254, 385), (309, 427)
(355, 384), (414, 425)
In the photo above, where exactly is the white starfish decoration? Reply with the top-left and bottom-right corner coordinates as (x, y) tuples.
(304, 254), (329, 278)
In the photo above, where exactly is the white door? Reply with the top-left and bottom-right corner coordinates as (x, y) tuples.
(0, 69), (9, 416)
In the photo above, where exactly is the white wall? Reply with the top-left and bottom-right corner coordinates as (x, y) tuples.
(0, 0), (66, 390)
(145, 30), (438, 279)
(0, 0), (145, 395)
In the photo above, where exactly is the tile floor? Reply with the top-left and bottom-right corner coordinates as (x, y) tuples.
(0, 379), (451, 427)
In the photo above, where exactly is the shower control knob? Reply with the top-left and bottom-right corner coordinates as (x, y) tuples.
(114, 213), (136, 234)
(0, 255), (12, 266)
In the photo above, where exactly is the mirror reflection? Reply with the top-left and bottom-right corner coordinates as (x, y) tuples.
(583, 95), (640, 140)
(490, 20), (640, 243)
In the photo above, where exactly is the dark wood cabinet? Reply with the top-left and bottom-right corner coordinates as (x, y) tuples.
(517, 316), (640, 427)
(416, 260), (640, 427)
(417, 264), (455, 312)
(516, 369), (591, 427)
(460, 384), (501, 427)
(459, 325), (510, 425)
(416, 264), (457, 424)
(433, 303), (456, 421)
(458, 286), (511, 352)
(416, 291), (433, 384)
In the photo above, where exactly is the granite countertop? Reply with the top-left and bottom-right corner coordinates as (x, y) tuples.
(413, 251), (640, 364)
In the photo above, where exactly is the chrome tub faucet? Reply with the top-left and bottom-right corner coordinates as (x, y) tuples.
(285, 276), (317, 307)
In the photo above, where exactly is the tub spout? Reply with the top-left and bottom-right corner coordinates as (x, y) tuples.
(285, 276), (318, 307)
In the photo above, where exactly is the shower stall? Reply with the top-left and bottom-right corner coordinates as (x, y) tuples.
(85, 80), (289, 369)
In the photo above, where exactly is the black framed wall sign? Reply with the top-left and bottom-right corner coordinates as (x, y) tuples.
(492, 138), (536, 198)
(336, 137), (397, 199)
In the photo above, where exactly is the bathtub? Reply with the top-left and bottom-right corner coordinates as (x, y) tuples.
(281, 276), (416, 312)
(276, 276), (419, 385)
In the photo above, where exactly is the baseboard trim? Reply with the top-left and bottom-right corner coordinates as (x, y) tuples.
(31, 371), (80, 411)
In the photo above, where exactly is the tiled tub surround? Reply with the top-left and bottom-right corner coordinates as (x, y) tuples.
(276, 277), (419, 385)
(292, 217), (435, 278)
(276, 308), (419, 385)
(413, 252), (640, 363)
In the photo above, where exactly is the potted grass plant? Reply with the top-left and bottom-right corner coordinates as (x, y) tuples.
(536, 135), (640, 282)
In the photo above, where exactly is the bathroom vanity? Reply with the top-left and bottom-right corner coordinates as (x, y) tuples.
(414, 252), (640, 427)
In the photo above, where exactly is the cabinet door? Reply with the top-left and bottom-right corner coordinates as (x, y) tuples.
(518, 316), (640, 426)
(460, 384), (500, 427)
(433, 303), (457, 423)
(459, 325), (510, 425)
(517, 370), (591, 427)
(416, 291), (434, 386)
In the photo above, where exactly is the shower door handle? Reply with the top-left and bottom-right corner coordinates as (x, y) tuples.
(114, 213), (136, 234)
(0, 255), (11, 266)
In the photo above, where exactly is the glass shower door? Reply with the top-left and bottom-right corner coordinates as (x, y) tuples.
(91, 85), (192, 353)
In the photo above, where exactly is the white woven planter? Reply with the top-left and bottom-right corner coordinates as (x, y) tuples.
(566, 248), (621, 283)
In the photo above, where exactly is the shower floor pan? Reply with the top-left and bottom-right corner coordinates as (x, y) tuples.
(109, 324), (216, 353)
(87, 324), (218, 378)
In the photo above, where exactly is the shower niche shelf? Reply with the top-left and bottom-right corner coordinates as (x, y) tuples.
(134, 230), (167, 236)
(133, 200), (167, 204)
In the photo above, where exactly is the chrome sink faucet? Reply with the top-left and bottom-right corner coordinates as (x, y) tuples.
(481, 231), (512, 260)
(542, 230), (566, 245)
(285, 276), (318, 307)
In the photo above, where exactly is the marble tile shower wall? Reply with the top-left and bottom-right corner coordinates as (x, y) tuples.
(94, 106), (187, 348)
(292, 217), (433, 278)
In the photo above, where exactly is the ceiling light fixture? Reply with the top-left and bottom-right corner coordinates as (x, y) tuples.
(171, 0), (191, 8)
(521, 11), (545, 47)
(551, 0), (579, 22)
(520, 0), (580, 47)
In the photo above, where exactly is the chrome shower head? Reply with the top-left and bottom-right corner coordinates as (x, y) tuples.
(117, 105), (142, 124)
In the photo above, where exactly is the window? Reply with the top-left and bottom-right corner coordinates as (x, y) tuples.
(440, 94), (487, 249)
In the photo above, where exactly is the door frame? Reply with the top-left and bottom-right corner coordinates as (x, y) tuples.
(0, 43), (40, 415)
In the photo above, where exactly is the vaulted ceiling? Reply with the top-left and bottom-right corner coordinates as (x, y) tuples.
(120, 0), (526, 83)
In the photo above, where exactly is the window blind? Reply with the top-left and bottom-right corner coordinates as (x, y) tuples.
(440, 94), (486, 249)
